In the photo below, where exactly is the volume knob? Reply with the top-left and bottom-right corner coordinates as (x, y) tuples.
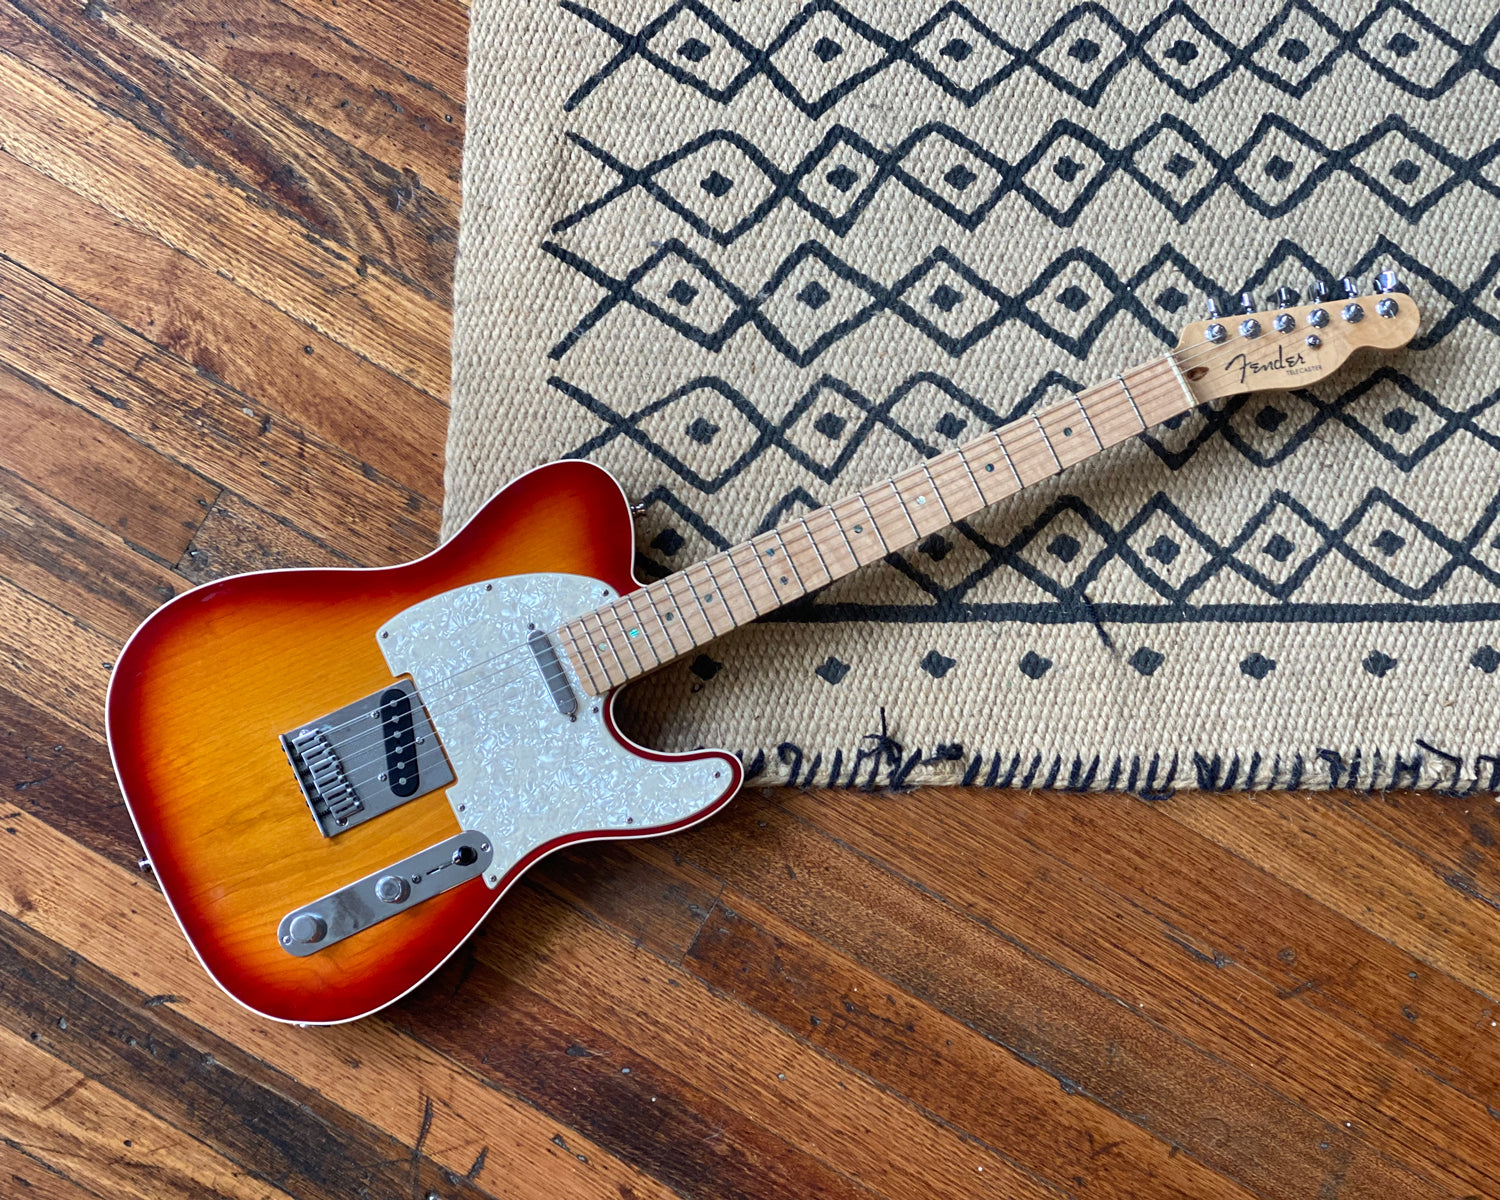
(375, 875), (410, 904)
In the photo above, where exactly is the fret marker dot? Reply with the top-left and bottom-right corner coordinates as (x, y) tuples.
(853, 524), (863, 533)
(765, 548), (775, 556)
(596, 642), (607, 652)
(665, 613), (674, 621)
(1063, 427), (1073, 436)
(780, 576), (789, 585)
(916, 496), (926, 505)
(628, 628), (639, 638)
(985, 463), (994, 472)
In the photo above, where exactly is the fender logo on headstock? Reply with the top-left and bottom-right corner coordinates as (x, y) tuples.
(1224, 344), (1323, 385)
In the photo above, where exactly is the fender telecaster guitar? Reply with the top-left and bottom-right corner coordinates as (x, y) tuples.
(109, 276), (1419, 1023)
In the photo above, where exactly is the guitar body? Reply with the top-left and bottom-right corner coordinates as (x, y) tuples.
(108, 460), (741, 1024)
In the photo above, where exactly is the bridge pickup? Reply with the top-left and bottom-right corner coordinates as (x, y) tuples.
(277, 832), (494, 956)
(280, 679), (454, 838)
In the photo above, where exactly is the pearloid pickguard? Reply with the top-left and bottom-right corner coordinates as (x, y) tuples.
(377, 574), (727, 886)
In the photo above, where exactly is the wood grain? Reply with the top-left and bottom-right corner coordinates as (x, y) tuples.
(0, 147), (448, 502)
(2, 1), (1497, 1196)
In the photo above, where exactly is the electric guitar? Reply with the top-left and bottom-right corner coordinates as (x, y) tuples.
(108, 276), (1420, 1024)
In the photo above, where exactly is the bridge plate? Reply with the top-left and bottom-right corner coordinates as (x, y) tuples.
(280, 679), (454, 837)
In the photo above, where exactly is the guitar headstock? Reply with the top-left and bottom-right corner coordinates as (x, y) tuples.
(1173, 273), (1419, 403)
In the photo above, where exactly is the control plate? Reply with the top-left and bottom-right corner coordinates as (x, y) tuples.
(277, 832), (493, 956)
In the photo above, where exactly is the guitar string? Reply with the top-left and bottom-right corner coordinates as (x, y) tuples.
(307, 331), (1265, 778)
(307, 326), (1274, 776)
(308, 330), (1269, 781)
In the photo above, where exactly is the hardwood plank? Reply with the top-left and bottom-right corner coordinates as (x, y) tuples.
(0, 467), (184, 644)
(0, 688), (140, 872)
(0, 911), (497, 1200)
(0, 49), (450, 396)
(1164, 789), (1500, 1003)
(117, 0), (464, 201)
(0, 255), (438, 566)
(290, 0), (467, 103)
(1322, 790), (1500, 914)
(0, 366), (217, 564)
(0, 809), (683, 1200)
(917, 786), (1500, 1117)
(2, 0), (456, 302)
(0, 578), (116, 737)
(659, 792), (1456, 1200)
(178, 490), (356, 583)
(0, 1140), (100, 1200)
(781, 787), (1500, 1199)
(563, 840), (1257, 1200)
(0, 1024), (293, 1200)
(400, 948), (883, 1200)
(471, 882), (1066, 1200)
(528, 838), (723, 964)
(0, 150), (446, 502)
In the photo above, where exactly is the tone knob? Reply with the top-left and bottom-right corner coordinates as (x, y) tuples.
(375, 874), (410, 904)
(287, 913), (326, 944)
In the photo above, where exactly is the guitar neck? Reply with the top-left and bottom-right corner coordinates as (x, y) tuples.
(558, 353), (1198, 695)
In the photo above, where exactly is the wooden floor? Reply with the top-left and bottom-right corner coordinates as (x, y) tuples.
(1, 1), (1498, 1196)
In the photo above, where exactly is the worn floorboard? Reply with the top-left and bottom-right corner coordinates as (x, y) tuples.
(0, 2), (1495, 1197)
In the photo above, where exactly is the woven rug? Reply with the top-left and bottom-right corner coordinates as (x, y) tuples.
(445, 0), (1500, 793)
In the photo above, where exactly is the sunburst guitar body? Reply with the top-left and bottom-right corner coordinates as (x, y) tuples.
(109, 461), (741, 1024)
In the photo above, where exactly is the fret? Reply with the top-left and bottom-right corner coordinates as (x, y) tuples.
(609, 594), (657, 669)
(620, 590), (666, 667)
(627, 585), (675, 660)
(952, 446), (989, 510)
(772, 529), (806, 590)
(755, 532), (804, 602)
(716, 551), (763, 618)
(993, 431), (1023, 490)
(736, 540), (782, 605)
(662, 571), (715, 642)
(729, 543), (778, 612)
(1037, 404), (1096, 469)
(1071, 394), (1103, 450)
(651, 576), (696, 651)
(559, 621), (604, 694)
(855, 493), (890, 555)
(884, 479), (921, 542)
(700, 558), (747, 627)
(1118, 373), (1146, 430)
(579, 611), (627, 687)
(813, 505), (860, 574)
(796, 517), (834, 587)
(683, 562), (729, 636)
(1031, 412), (1063, 473)
(604, 604), (646, 673)
(645, 581), (685, 656)
(920, 462), (954, 523)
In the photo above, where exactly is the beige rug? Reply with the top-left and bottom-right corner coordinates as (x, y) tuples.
(445, 0), (1500, 792)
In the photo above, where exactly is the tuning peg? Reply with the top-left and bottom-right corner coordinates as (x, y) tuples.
(1309, 280), (1331, 304)
(1238, 292), (1256, 315)
(1340, 276), (1360, 299)
(1206, 296), (1224, 320)
(1375, 269), (1408, 294)
(1275, 286), (1300, 309)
